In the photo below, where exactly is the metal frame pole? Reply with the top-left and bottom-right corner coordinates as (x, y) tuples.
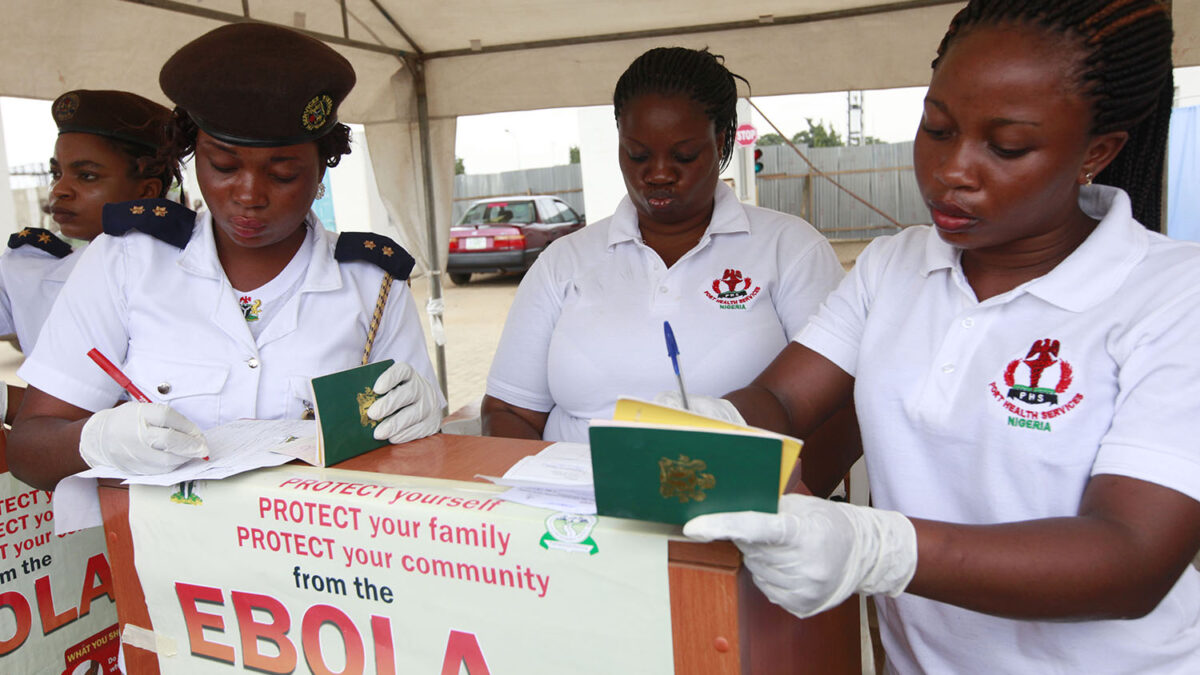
(411, 59), (450, 410)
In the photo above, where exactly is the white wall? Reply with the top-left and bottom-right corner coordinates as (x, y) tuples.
(328, 126), (391, 235)
(577, 105), (624, 224)
(721, 99), (757, 206)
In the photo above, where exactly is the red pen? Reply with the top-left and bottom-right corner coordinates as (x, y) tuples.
(86, 348), (209, 460)
(87, 348), (152, 403)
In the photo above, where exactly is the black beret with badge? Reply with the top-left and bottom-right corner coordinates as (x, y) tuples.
(159, 22), (356, 147)
(52, 90), (171, 150)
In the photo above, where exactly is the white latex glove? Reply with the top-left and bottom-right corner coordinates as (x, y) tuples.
(653, 391), (746, 425)
(684, 493), (917, 618)
(367, 362), (441, 444)
(79, 403), (209, 474)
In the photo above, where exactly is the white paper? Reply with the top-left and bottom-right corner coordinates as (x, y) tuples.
(499, 442), (592, 486)
(52, 419), (316, 533)
(499, 485), (596, 514)
(477, 442), (596, 513)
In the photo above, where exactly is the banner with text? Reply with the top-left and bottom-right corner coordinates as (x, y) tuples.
(0, 471), (120, 674)
(129, 467), (674, 674)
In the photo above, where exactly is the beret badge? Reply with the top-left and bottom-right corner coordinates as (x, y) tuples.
(302, 94), (334, 131)
(52, 93), (81, 122)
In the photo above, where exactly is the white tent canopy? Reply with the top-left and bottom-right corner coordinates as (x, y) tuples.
(3, 0), (1197, 390)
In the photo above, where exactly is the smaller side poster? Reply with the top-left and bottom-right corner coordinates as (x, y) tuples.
(0, 471), (120, 674)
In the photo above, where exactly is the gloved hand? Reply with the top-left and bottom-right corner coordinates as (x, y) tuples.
(79, 403), (209, 474)
(684, 493), (917, 618)
(653, 391), (747, 425)
(367, 362), (441, 444)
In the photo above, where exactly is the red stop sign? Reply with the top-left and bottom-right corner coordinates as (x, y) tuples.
(735, 123), (758, 146)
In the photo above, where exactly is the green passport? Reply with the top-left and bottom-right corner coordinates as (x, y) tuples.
(589, 419), (785, 525)
(309, 359), (394, 466)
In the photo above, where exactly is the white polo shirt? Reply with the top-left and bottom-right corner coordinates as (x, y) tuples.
(20, 210), (441, 430)
(798, 185), (1200, 674)
(0, 242), (80, 352)
(488, 181), (843, 442)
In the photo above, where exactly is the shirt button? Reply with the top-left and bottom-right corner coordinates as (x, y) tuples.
(247, 357), (260, 369)
(659, 286), (669, 294)
(961, 318), (975, 328)
(942, 364), (955, 374)
(156, 382), (172, 395)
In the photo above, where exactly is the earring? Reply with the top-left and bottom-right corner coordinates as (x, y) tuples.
(316, 183), (326, 199)
(1083, 171), (1094, 186)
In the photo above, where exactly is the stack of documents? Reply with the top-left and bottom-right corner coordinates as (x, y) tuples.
(481, 442), (596, 514)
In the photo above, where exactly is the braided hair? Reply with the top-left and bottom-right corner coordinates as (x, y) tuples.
(934, 0), (1173, 231)
(102, 137), (179, 199)
(613, 47), (748, 171)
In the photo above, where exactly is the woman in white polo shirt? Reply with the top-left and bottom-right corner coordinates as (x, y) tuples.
(481, 47), (843, 443)
(680, 2), (1200, 673)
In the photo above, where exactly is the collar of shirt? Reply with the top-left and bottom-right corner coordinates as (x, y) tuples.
(606, 181), (751, 250)
(919, 185), (1147, 312)
(177, 210), (343, 293)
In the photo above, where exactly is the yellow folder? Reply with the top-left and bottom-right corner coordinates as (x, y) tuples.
(612, 398), (803, 495)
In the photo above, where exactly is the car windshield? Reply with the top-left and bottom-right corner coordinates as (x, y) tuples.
(459, 200), (535, 225)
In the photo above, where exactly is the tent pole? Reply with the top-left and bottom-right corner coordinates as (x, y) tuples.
(412, 59), (450, 411)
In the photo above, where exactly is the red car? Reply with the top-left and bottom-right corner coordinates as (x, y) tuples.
(447, 196), (585, 285)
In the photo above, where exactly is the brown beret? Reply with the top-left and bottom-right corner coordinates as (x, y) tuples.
(52, 90), (171, 150)
(159, 23), (356, 147)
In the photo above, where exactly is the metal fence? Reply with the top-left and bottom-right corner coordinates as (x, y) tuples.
(452, 165), (584, 223)
(452, 143), (927, 240)
(755, 141), (928, 240)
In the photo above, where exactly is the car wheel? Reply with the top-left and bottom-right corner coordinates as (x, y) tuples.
(449, 272), (472, 285)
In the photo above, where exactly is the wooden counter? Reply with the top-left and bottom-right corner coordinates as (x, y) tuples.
(99, 433), (859, 673)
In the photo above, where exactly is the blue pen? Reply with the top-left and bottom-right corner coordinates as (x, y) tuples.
(663, 321), (690, 410)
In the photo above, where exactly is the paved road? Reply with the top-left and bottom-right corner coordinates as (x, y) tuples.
(411, 272), (521, 413)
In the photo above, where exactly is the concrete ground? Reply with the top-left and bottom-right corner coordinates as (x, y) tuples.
(411, 272), (521, 413)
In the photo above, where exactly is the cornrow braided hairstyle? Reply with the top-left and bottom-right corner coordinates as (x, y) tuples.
(613, 47), (749, 171)
(933, 0), (1173, 231)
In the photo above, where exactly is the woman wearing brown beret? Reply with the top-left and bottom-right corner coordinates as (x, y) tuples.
(8, 23), (443, 489)
(0, 89), (174, 425)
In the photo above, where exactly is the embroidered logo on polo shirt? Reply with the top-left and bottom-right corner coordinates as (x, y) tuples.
(239, 295), (261, 322)
(987, 338), (1084, 432)
(704, 268), (762, 309)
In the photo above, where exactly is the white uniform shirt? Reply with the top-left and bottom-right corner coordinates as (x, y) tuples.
(798, 185), (1200, 674)
(488, 181), (844, 442)
(20, 211), (441, 429)
(0, 243), (80, 352)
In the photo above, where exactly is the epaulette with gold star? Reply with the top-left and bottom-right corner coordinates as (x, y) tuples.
(102, 199), (195, 249)
(334, 232), (415, 280)
(7, 227), (73, 258)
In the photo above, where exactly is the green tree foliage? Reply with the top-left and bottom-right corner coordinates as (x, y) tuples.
(756, 133), (787, 147)
(455, 157), (466, 175)
(569, 146), (581, 164)
(792, 119), (844, 148)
